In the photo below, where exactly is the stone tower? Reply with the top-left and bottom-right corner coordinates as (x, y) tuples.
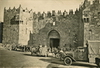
(3, 6), (20, 44)
(83, 0), (100, 47)
(3, 5), (33, 45)
(18, 7), (33, 45)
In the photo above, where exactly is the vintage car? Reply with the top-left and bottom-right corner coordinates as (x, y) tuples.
(56, 50), (76, 65)
(31, 46), (39, 55)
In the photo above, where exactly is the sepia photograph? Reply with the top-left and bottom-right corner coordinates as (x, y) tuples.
(0, 0), (100, 68)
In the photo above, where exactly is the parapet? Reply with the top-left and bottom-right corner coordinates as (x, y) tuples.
(52, 10), (56, 16)
(57, 10), (62, 15)
(69, 9), (73, 15)
(4, 6), (20, 13)
(47, 11), (51, 17)
(42, 12), (46, 18)
(63, 10), (68, 17)
(6, 0), (96, 20)
(93, 0), (99, 5)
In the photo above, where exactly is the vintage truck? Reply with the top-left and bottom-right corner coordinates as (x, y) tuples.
(56, 41), (100, 66)
(88, 40), (100, 66)
(57, 50), (100, 66)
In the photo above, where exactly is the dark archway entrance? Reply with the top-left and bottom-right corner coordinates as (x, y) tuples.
(48, 30), (60, 50)
(50, 38), (60, 48)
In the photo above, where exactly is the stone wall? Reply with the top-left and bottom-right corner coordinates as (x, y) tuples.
(18, 7), (33, 45)
(2, 0), (87, 47)
(2, 7), (20, 44)
(30, 10), (84, 48)
(83, 0), (100, 46)
(0, 22), (3, 43)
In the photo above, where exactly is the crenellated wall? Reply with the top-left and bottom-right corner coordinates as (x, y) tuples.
(3, 5), (34, 45)
(30, 8), (84, 48)
(2, 6), (20, 44)
(3, 0), (92, 47)
(2, 0), (100, 61)
(32, 9), (82, 32)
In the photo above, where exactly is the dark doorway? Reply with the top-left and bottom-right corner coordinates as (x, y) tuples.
(50, 38), (60, 48)
(48, 30), (60, 52)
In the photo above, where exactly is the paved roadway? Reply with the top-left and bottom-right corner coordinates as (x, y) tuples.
(0, 46), (98, 68)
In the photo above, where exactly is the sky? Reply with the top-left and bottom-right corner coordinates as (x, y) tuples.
(0, 0), (93, 22)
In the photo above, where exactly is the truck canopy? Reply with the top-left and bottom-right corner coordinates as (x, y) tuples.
(88, 40), (100, 63)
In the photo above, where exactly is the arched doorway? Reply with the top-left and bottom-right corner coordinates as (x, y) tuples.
(48, 30), (60, 49)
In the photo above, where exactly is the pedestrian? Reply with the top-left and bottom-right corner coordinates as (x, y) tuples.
(39, 44), (43, 56)
(59, 48), (65, 60)
(42, 45), (48, 57)
(52, 47), (58, 57)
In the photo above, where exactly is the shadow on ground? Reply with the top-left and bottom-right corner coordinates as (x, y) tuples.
(40, 58), (98, 68)
(72, 62), (97, 67)
(46, 63), (60, 68)
(12, 50), (24, 52)
(23, 54), (45, 57)
(23, 54), (32, 56)
(23, 53), (98, 68)
(40, 57), (64, 65)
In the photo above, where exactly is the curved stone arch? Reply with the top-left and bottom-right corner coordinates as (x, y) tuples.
(47, 29), (60, 38)
(47, 29), (60, 50)
(48, 30), (60, 38)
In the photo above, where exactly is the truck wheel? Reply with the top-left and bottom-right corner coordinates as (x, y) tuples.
(64, 57), (72, 65)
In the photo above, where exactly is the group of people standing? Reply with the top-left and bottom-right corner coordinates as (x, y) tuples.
(39, 45), (48, 57)
(31, 44), (48, 57)
(31, 44), (72, 57)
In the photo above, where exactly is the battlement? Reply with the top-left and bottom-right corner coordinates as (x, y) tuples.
(4, 5), (21, 13)
(4, 0), (98, 21)
(20, 7), (33, 14)
(32, 9), (80, 20)
(93, 0), (99, 4)
(79, 0), (100, 9)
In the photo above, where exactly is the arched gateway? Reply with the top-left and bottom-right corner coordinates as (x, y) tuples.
(48, 30), (60, 49)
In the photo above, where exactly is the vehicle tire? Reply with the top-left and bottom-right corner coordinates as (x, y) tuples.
(55, 53), (60, 58)
(31, 52), (33, 56)
(64, 57), (72, 65)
